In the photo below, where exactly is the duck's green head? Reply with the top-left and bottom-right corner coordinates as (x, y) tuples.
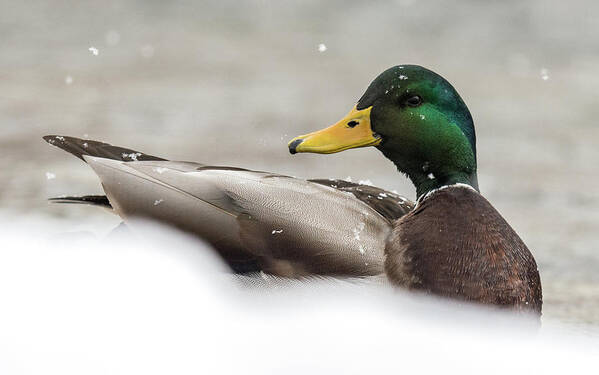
(288, 65), (478, 198)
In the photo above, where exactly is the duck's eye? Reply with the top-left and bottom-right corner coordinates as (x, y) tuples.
(406, 95), (422, 107)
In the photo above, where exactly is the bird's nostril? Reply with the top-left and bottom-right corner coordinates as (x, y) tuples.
(288, 139), (303, 154)
(347, 120), (359, 128)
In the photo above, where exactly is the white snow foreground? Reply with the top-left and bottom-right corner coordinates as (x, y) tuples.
(0, 216), (597, 374)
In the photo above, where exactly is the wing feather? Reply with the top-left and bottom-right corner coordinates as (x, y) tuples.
(84, 157), (391, 276)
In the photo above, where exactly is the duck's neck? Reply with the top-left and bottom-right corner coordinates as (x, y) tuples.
(380, 148), (479, 200)
(410, 170), (478, 200)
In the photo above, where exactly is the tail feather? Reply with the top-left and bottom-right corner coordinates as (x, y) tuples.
(43, 135), (166, 162)
(48, 195), (113, 209)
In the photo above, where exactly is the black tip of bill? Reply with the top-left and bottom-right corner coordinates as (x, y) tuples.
(288, 139), (303, 155)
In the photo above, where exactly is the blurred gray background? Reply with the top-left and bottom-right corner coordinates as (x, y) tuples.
(1, 0), (598, 327)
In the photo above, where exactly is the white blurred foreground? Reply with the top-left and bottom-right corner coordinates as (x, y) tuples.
(0, 216), (597, 374)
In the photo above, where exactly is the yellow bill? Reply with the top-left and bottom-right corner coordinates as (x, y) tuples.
(288, 105), (381, 154)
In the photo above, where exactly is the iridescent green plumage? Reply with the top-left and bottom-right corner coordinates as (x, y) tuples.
(358, 65), (477, 198)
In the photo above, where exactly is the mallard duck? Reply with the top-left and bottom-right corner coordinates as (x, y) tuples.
(288, 65), (541, 314)
(44, 65), (541, 314)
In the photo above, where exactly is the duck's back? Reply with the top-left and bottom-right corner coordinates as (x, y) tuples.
(43, 135), (417, 277)
(385, 185), (542, 314)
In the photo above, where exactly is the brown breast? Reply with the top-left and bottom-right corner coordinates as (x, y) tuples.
(384, 185), (542, 315)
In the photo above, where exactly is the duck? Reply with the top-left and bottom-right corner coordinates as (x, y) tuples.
(44, 65), (542, 315)
(288, 65), (542, 314)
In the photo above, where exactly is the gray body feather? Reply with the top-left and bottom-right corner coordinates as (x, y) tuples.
(45, 135), (414, 277)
